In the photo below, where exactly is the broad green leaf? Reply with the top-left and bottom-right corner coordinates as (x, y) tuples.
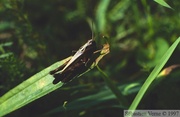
(0, 57), (71, 117)
(127, 37), (180, 115)
(154, 0), (172, 9)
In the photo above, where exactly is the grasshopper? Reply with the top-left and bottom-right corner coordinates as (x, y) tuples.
(50, 39), (100, 84)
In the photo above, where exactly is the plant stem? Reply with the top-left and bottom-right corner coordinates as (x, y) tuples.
(96, 65), (129, 107)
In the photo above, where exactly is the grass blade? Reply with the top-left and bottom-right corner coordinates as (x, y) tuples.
(0, 57), (71, 117)
(154, 0), (173, 9)
(127, 37), (180, 112)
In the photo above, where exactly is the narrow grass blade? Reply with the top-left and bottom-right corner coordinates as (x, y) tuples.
(154, 0), (173, 9)
(127, 37), (180, 114)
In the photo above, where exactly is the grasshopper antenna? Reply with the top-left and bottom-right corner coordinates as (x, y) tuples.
(91, 20), (97, 41)
(91, 21), (94, 40)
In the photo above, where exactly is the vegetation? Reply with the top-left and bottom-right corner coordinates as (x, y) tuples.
(0, 0), (180, 117)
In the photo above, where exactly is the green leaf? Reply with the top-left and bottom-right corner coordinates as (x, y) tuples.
(127, 37), (180, 114)
(0, 57), (71, 117)
(154, 0), (173, 9)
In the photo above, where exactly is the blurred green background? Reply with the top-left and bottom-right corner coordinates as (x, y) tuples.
(0, 0), (180, 117)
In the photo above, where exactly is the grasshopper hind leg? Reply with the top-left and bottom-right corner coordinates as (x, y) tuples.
(49, 60), (69, 75)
